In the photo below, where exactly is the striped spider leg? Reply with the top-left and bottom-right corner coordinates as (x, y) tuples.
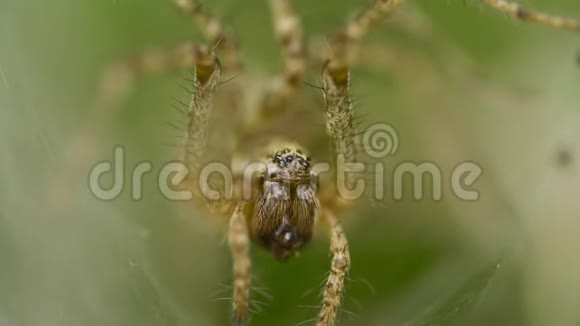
(91, 1), (579, 326)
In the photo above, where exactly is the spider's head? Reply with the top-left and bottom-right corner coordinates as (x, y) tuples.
(253, 147), (319, 261)
(269, 147), (312, 180)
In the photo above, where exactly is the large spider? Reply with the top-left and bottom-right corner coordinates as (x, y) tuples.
(93, 0), (580, 325)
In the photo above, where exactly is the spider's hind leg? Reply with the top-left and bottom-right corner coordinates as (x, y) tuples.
(228, 204), (252, 326)
(317, 211), (351, 326)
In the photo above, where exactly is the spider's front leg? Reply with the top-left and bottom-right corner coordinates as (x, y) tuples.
(317, 1), (404, 324)
(317, 61), (355, 326)
(96, 43), (211, 119)
(479, 0), (580, 31)
(181, 47), (221, 176)
(173, 0), (241, 72)
(174, 0), (245, 152)
(253, 0), (307, 125)
(174, 2), (253, 323)
(322, 0), (403, 165)
(51, 42), (214, 210)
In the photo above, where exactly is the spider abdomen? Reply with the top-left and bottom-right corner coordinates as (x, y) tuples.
(251, 145), (319, 260)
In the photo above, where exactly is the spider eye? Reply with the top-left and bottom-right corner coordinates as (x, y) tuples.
(285, 156), (293, 163)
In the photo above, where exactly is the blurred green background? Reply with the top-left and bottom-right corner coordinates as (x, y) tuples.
(1, 0), (580, 325)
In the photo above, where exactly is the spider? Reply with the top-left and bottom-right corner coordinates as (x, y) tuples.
(93, 0), (580, 325)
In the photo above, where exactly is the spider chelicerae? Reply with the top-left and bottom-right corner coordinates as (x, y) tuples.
(93, 0), (580, 325)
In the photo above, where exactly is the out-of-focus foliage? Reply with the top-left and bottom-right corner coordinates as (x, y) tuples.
(1, 0), (579, 325)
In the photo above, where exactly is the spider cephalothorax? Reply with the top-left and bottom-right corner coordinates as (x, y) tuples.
(253, 146), (318, 260)
(96, 0), (580, 324)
